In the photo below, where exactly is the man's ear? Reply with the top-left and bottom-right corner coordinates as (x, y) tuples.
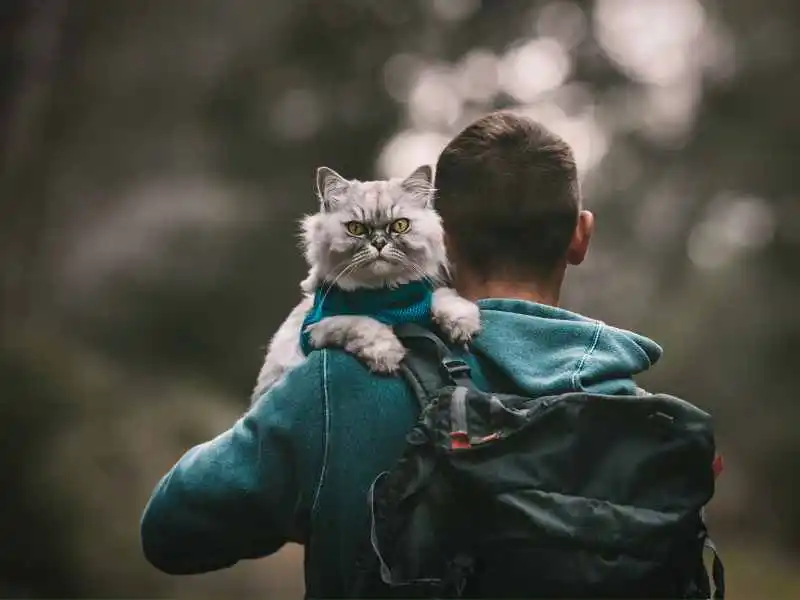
(566, 210), (594, 266)
(315, 166), (350, 211)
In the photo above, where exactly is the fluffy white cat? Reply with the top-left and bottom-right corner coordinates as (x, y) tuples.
(252, 165), (480, 402)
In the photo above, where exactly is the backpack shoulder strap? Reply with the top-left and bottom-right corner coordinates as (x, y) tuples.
(351, 324), (468, 598)
(394, 323), (474, 412)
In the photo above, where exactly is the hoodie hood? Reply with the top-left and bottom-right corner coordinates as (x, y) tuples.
(470, 298), (663, 397)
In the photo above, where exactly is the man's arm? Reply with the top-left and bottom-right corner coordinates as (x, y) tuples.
(140, 355), (325, 575)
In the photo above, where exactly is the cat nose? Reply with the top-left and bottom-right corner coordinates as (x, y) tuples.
(372, 238), (387, 251)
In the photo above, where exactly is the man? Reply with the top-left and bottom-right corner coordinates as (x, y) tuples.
(140, 113), (663, 597)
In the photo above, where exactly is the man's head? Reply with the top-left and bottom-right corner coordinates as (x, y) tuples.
(434, 112), (594, 303)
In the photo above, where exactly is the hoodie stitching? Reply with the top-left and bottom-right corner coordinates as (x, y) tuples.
(628, 333), (654, 368)
(571, 320), (603, 391)
(311, 350), (331, 516)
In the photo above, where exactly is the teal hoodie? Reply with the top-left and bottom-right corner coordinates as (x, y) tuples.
(140, 299), (662, 598)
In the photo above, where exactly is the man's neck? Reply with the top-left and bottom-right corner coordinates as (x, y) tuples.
(455, 278), (561, 307)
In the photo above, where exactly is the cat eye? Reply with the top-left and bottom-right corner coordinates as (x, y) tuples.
(345, 221), (368, 236)
(389, 218), (410, 234)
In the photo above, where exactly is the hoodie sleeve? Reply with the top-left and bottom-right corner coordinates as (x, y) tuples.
(140, 355), (326, 575)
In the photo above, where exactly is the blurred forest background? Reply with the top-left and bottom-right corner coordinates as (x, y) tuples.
(1, 0), (798, 598)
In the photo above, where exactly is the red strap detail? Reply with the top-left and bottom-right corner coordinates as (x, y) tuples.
(712, 453), (724, 478)
(450, 431), (471, 450)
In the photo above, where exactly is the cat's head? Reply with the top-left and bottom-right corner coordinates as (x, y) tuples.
(300, 165), (447, 291)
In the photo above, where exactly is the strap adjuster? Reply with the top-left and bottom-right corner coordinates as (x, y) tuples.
(441, 357), (471, 378)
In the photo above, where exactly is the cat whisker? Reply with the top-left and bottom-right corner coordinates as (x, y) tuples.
(317, 251), (373, 307)
(321, 250), (371, 290)
(385, 250), (440, 289)
(322, 253), (364, 284)
(320, 262), (361, 299)
(317, 268), (359, 308)
(384, 250), (428, 281)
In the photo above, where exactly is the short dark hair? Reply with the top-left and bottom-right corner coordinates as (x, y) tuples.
(434, 112), (580, 280)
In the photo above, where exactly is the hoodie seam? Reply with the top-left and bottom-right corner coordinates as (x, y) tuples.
(629, 334), (654, 368)
(311, 350), (331, 517)
(571, 320), (603, 391)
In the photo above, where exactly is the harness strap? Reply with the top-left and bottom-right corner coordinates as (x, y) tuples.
(395, 323), (478, 412)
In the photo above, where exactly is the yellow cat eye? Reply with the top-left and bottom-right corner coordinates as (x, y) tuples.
(389, 218), (410, 234)
(345, 221), (367, 236)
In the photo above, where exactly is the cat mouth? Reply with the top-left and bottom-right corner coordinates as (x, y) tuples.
(359, 248), (404, 273)
(366, 255), (400, 274)
(367, 252), (397, 264)
(370, 256), (392, 266)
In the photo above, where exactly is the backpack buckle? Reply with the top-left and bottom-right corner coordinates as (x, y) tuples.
(441, 358), (471, 380)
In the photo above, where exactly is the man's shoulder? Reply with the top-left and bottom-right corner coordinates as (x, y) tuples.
(315, 348), (413, 395)
(250, 352), (327, 420)
(293, 348), (418, 432)
(275, 348), (412, 402)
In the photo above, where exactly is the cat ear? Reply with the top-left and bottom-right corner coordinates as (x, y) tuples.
(400, 164), (434, 208)
(316, 166), (350, 211)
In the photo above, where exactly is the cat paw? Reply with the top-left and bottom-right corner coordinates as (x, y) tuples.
(307, 315), (406, 374)
(352, 331), (407, 374)
(431, 288), (481, 344)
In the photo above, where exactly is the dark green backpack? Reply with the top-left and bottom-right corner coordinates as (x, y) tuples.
(351, 324), (725, 599)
